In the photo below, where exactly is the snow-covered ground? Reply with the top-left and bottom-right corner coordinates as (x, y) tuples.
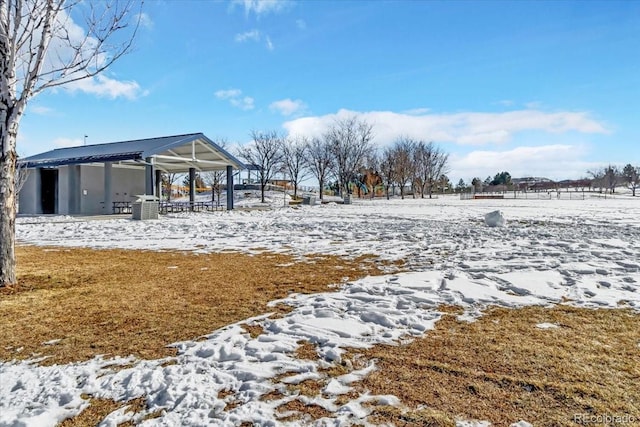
(3, 195), (640, 426)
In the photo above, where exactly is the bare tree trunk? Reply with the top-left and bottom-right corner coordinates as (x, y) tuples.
(0, 0), (142, 287)
(0, 134), (17, 286)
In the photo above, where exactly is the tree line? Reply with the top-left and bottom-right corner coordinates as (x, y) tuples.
(236, 117), (450, 203)
(459, 165), (640, 197)
(588, 164), (640, 197)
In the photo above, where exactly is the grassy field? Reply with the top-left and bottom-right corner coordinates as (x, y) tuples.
(2, 246), (639, 426)
(2, 246), (388, 365)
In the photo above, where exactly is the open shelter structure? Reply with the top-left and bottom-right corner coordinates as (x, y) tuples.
(18, 133), (245, 215)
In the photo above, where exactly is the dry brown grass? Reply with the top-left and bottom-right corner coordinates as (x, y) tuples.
(240, 323), (264, 339)
(276, 398), (333, 422)
(294, 339), (319, 360)
(0, 246), (388, 365)
(4, 246), (639, 426)
(260, 305), (640, 426)
(356, 305), (640, 426)
(58, 396), (155, 427)
(287, 378), (326, 397)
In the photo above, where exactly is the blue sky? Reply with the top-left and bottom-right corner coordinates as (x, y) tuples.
(19, 0), (640, 184)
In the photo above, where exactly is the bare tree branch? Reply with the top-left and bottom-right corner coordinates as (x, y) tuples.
(14, 156), (28, 193)
(202, 139), (228, 206)
(237, 131), (284, 203)
(282, 135), (309, 200)
(1, 0), (142, 286)
(304, 136), (334, 201)
(326, 116), (374, 197)
(390, 137), (416, 200)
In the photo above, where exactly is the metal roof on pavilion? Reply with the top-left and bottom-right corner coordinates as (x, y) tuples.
(20, 133), (246, 172)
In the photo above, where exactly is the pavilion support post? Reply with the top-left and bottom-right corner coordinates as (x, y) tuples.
(189, 167), (196, 211)
(145, 157), (154, 196)
(35, 167), (42, 214)
(104, 162), (112, 214)
(155, 170), (162, 201)
(226, 165), (234, 210)
(68, 165), (81, 214)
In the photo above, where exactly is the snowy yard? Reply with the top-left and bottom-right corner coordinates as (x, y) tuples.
(3, 195), (640, 426)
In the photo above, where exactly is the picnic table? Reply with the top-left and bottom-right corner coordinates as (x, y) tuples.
(158, 201), (222, 213)
(112, 201), (132, 214)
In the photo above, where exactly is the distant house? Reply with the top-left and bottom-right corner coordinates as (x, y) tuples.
(511, 177), (554, 190)
(18, 133), (245, 215)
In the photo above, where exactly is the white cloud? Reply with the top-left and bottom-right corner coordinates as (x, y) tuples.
(215, 88), (255, 110)
(64, 75), (146, 100)
(402, 107), (430, 115)
(449, 145), (600, 182)
(231, 0), (293, 17)
(233, 29), (274, 50)
(269, 98), (306, 116)
(215, 89), (242, 99)
(29, 106), (55, 115)
(135, 12), (154, 29)
(235, 29), (261, 42)
(282, 108), (608, 146)
(232, 96), (255, 111)
(53, 137), (84, 148)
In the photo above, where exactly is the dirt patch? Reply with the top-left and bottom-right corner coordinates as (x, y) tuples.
(0, 246), (390, 365)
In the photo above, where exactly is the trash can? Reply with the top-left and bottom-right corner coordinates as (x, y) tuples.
(302, 195), (316, 205)
(132, 195), (159, 220)
(343, 195), (352, 205)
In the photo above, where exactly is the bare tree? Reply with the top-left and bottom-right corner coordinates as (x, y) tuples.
(622, 163), (640, 197)
(161, 172), (181, 202)
(412, 140), (450, 199)
(304, 136), (334, 201)
(605, 165), (620, 193)
(426, 146), (449, 198)
(237, 131), (284, 203)
(391, 137), (416, 200)
(1, 0), (142, 286)
(282, 136), (309, 200)
(202, 139), (229, 207)
(326, 116), (374, 197)
(589, 165), (620, 194)
(414, 141), (432, 198)
(14, 158), (29, 194)
(203, 168), (226, 206)
(588, 169), (605, 193)
(379, 146), (396, 200)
